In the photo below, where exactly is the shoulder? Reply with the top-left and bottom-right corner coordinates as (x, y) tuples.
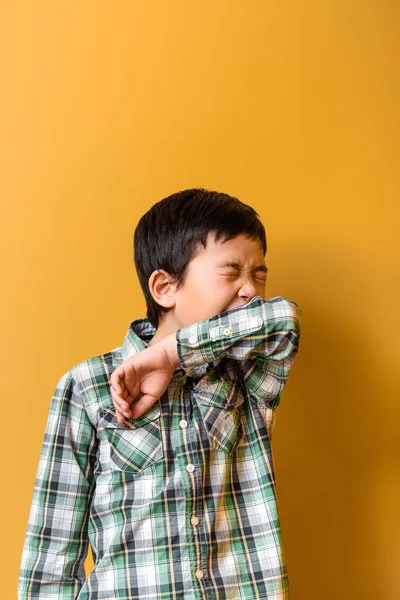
(64, 344), (123, 424)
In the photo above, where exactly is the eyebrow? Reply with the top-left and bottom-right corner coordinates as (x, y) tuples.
(216, 261), (268, 273)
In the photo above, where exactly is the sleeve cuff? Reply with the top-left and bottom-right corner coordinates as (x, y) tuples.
(175, 295), (266, 374)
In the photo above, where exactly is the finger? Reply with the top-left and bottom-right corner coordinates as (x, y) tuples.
(111, 379), (127, 398)
(115, 402), (130, 423)
(130, 394), (158, 420)
(110, 384), (129, 407)
(110, 370), (124, 394)
(110, 387), (131, 417)
(116, 411), (126, 424)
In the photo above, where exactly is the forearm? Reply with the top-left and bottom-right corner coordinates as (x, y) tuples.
(159, 296), (301, 379)
(161, 332), (180, 370)
(174, 296), (300, 373)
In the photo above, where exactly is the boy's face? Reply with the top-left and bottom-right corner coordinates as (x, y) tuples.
(172, 232), (267, 328)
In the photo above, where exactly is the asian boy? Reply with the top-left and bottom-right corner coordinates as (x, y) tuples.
(19, 188), (302, 600)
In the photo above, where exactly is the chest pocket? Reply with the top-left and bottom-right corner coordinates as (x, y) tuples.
(98, 400), (163, 474)
(192, 359), (246, 456)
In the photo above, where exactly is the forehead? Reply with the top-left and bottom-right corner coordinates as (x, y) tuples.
(203, 232), (265, 260)
(189, 233), (266, 269)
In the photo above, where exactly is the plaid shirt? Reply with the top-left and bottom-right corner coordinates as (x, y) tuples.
(18, 294), (301, 600)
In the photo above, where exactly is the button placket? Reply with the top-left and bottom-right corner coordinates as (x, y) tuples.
(176, 381), (206, 586)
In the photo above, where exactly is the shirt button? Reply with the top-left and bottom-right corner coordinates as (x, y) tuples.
(223, 326), (232, 335)
(179, 419), (188, 428)
(195, 569), (204, 579)
(186, 463), (195, 473)
(191, 516), (199, 526)
(189, 335), (197, 344)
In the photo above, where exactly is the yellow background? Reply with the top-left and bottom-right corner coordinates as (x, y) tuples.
(2, 2), (399, 599)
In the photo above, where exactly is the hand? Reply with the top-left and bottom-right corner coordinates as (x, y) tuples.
(110, 333), (180, 424)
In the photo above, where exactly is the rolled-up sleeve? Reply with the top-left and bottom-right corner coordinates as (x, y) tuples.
(176, 295), (302, 409)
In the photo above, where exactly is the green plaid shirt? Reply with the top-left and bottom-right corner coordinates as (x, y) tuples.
(18, 294), (301, 600)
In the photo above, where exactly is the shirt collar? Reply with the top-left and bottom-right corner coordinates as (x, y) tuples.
(120, 318), (186, 375)
(120, 318), (156, 360)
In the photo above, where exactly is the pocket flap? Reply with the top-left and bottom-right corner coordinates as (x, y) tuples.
(98, 400), (161, 431)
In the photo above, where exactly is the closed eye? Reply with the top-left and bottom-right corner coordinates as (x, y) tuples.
(221, 273), (267, 282)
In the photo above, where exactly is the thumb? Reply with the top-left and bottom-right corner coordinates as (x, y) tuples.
(130, 393), (158, 420)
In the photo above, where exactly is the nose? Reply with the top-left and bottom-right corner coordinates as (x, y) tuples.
(238, 278), (258, 299)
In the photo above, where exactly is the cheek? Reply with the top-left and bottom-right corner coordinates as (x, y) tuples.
(188, 278), (234, 318)
(210, 277), (238, 309)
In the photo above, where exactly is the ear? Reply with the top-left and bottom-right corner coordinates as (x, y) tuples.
(148, 269), (178, 309)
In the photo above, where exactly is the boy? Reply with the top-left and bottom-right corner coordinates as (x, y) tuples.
(18, 188), (302, 600)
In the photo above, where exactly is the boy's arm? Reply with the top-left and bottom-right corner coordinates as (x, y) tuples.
(174, 295), (302, 409)
(18, 370), (98, 600)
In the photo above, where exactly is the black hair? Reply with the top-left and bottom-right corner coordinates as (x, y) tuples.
(133, 187), (267, 328)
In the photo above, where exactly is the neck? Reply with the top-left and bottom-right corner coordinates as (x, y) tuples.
(147, 315), (179, 347)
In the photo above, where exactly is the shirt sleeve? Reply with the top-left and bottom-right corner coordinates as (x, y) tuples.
(176, 295), (302, 409)
(18, 369), (98, 600)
